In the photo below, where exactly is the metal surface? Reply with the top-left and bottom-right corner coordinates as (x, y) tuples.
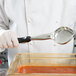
(0, 49), (8, 68)
(0, 69), (7, 76)
(31, 27), (74, 44)
(0, 49), (8, 76)
(54, 27), (74, 44)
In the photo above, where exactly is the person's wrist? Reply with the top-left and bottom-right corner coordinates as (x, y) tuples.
(0, 30), (19, 48)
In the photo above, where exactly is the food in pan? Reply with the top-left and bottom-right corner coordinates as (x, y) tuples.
(17, 66), (76, 74)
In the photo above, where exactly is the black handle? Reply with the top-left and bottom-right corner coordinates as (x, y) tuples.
(18, 36), (31, 43)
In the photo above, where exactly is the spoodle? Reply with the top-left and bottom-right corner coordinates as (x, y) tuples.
(18, 27), (74, 45)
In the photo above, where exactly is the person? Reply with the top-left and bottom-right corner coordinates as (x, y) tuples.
(0, 0), (76, 65)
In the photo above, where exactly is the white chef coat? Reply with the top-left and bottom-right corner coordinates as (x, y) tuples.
(0, 0), (76, 65)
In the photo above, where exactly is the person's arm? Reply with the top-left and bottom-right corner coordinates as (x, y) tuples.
(0, 0), (9, 30)
(0, 0), (19, 52)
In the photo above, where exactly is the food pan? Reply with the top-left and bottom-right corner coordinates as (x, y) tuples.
(7, 53), (76, 76)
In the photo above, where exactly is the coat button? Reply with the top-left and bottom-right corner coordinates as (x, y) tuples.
(56, 21), (59, 23)
(27, 18), (32, 23)
(28, 19), (31, 23)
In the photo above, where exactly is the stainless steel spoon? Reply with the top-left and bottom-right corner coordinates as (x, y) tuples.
(18, 27), (74, 45)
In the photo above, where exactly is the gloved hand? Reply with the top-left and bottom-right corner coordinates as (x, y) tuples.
(0, 30), (19, 48)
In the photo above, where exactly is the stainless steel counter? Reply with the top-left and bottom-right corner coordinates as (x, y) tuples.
(0, 69), (7, 76)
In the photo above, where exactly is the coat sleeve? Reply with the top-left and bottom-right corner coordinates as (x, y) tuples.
(0, 0), (10, 52)
(0, 0), (10, 30)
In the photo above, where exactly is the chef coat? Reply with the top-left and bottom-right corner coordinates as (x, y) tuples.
(0, 0), (76, 65)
